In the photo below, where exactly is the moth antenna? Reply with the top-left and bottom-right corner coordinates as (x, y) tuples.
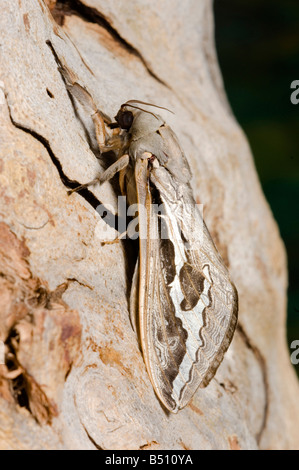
(121, 100), (174, 115)
(121, 103), (160, 120)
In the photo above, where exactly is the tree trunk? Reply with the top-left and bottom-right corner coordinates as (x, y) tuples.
(0, 0), (298, 450)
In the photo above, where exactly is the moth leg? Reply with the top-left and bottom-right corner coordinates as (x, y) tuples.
(92, 111), (124, 154)
(119, 166), (127, 196)
(91, 111), (107, 149)
(2, 367), (23, 380)
(129, 257), (139, 335)
(99, 135), (125, 154)
(68, 153), (129, 195)
(62, 80), (113, 149)
(101, 230), (128, 245)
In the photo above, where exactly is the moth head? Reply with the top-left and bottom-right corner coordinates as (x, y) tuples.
(114, 100), (173, 132)
(114, 108), (134, 130)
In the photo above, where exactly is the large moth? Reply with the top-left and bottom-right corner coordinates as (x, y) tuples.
(69, 91), (238, 413)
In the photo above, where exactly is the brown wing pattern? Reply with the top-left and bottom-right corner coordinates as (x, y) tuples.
(135, 160), (238, 412)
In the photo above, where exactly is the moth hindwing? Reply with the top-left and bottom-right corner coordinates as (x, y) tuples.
(70, 97), (238, 413)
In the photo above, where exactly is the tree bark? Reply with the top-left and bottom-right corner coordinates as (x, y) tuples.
(0, 0), (298, 450)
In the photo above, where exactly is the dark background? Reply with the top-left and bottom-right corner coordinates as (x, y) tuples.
(214, 0), (299, 376)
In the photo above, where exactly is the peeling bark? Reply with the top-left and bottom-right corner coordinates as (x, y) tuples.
(0, 0), (298, 450)
(0, 222), (81, 425)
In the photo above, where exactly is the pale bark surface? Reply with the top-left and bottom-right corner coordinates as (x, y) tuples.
(0, 0), (298, 450)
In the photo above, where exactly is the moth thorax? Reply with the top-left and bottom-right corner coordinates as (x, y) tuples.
(129, 111), (164, 140)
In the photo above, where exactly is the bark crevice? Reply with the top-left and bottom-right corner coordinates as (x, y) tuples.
(237, 323), (269, 445)
(5, 90), (115, 219)
(50, 0), (169, 87)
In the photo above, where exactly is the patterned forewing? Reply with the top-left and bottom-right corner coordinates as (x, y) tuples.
(147, 166), (238, 411)
(136, 160), (192, 411)
(136, 160), (238, 412)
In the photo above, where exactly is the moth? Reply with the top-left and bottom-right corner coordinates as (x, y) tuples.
(68, 88), (238, 413)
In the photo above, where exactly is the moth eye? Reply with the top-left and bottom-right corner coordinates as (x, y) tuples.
(115, 110), (133, 130)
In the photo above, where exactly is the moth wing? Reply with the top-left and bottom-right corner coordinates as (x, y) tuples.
(135, 159), (185, 411)
(158, 125), (192, 184)
(135, 160), (238, 413)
